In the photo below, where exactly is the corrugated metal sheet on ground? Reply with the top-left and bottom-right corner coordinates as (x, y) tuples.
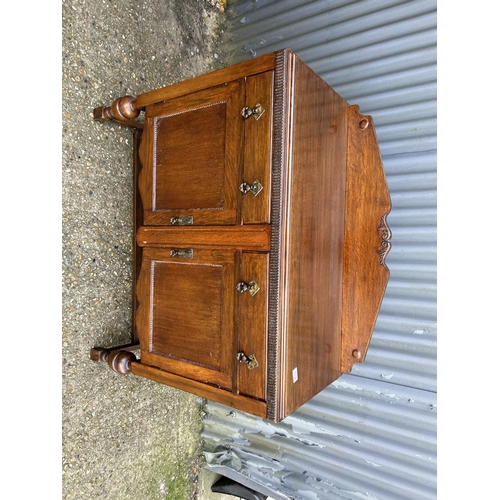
(204, 378), (436, 500)
(202, 1), (437, 499)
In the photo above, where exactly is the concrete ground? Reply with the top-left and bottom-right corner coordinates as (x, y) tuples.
(62, 1), (239, 498)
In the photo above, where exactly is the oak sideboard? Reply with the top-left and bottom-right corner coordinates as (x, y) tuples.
(90, 49), (391, 422)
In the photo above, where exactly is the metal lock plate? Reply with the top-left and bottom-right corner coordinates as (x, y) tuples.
(170, 216), (193, 225)
(170, 248), (193, 259)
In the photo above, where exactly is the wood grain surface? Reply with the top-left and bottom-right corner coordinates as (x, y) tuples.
(94, 49), (391, 422)
(136, 225), (271, 250)
(136, 248), (237, 390)
(242, 71), (274, 224)
(281, 55), (348, 418)
(341, 105), (391, 373)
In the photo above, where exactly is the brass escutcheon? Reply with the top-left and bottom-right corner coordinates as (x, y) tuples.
(170, 216), (193, 225)
(170, 248), (193, 259)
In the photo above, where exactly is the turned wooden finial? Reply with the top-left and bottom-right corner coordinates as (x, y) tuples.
(94, 95), (140, 124)
(107, 350), (137, 374)
(90, 347), (137, 374)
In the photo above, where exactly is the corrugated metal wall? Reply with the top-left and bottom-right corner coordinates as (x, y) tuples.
(202, 1), (437, 499)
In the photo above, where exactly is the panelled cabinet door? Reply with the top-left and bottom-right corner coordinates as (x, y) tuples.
(139, 80), (245, 226)
(136, 248), (238, 389)
(241, 71), (274, 224)
(237, 252), (268, 401)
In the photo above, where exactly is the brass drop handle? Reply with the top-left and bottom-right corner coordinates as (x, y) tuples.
(241, 103), (265, 120)
(239, 179), (263, 197)
(237, 351), (259, 370)
(236, 280), (260, 296)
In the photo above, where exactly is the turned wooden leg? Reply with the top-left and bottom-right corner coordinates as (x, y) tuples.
(90, 344), (139, 374)
(94, 95), (143, 128)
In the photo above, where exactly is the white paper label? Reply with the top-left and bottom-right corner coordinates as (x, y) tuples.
(292, 367), (298, 383)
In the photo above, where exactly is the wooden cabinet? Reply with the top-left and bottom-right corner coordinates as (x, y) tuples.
(91, 49), (392, 422)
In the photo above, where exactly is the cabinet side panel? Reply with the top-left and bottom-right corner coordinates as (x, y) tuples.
(284, 58), (348, 417)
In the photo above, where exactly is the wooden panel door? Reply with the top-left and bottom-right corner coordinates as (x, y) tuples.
(241, 71), (274, 224)
(237, 252), (268, 401)
(136, 248), (238, 390)
(139, 80), (244, 226)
